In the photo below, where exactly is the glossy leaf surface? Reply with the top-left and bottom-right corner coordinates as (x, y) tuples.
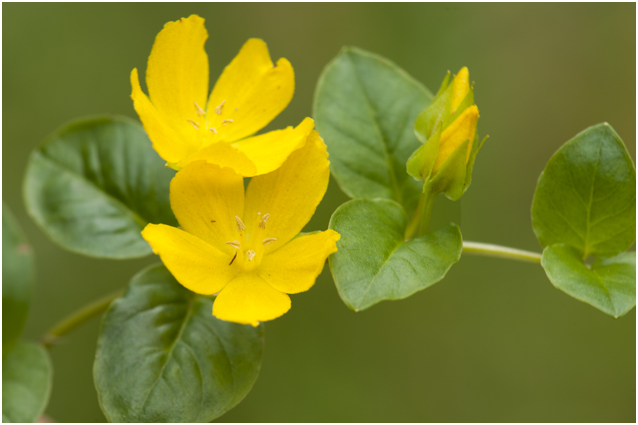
(2, 341), (52, 423)
(329, 198), (462, 311)
(314, 47), (432, 214)
(532, 123), (635, 257)
(24, 116), (177, 259)
(542, 244), (635, 317)
(94, 264), (264, 422)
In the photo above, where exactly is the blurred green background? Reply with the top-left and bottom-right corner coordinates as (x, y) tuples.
(3, 3), (636, 422)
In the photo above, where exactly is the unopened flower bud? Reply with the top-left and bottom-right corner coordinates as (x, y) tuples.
(407, 67), (487, 200)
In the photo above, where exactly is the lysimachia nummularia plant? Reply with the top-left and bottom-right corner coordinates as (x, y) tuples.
(4, 14), (635, 423)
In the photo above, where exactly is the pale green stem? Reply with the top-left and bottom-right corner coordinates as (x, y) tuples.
(405, 195), (424, 240)
(462, 241), (542, 264)
(39, 244), (540, 348)
(405, 188), (438, 240)
(416, 190), (437, 236)
(41, 288), (125, 348)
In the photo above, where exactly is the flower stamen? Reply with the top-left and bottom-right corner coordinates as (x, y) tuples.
(193, 101), (206, 116)
(222, 119), (234, 125)
(229, 252), (237, 265)
(259, 213), (270, 229)
(235, 215), (246, 231)
(187, 119), (200, 130)
(262, 238), (277, 246)
(226, 240), (241, 249)
(246, 250), (256, 261)
(209, 127), (218, 134)
(214, 99), (226, 115)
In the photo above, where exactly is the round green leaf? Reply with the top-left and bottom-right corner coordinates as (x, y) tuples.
(2, 202), (35, 352)
(541, 244), (635, 318)
(532, 123), (636, 257)
(328, 198), (462, 311)
(23, 116), (177, 259)
(314, 47), (433, 215)
(2, 341), (52, 423)
(94, 264), (264, 423)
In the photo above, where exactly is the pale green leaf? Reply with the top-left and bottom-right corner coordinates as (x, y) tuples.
(532, 123), (635, 257)
(542, 244), (635, 318)
(2, 202), (34, 352)
(94, 264), (264, 422)
(329, 198), (462, 311)
(2, 342), (52, 423)
(24, 116), (177, 259)
(314, 47), (432, 214)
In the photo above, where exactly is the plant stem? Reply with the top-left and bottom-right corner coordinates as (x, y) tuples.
(41, 288), (125, 348)
(405, 195), (424, 240)
(417, 189), (437, 236)
(462, 241), (542, 264)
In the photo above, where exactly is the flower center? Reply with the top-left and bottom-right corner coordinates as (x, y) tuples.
(186, 100), (239, 145)
(225, 212), (276, 271)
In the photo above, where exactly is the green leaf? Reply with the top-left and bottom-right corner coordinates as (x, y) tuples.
(314, 47), (433, 214)
(328, 198), (462, 311)
(542, 244), (635, 318)
(532, 123), (635, 257)
(24, 116), (177, 259)
(2, 341), (52, 423)
(2, 202), (35, 352)
(94, 264), (264, 423)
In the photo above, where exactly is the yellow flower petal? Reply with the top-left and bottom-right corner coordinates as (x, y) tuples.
(146, 15), (209, 130)
(243, 130), (330, 249)
(233, 117), (315, 176)
(176, 141), (258, 176)
(170, 161), (245, 253)
(206, 38), (294, 143)
(450, 67), (470, 112)
(142, 224), (237, 295)
(213, 273), (291, 325)
(259, 230), (340, 294)
(131, 69), (199, 164)
(433, 105), (479, 173)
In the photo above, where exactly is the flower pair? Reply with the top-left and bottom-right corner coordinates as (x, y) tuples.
(133, 15), (338, 325)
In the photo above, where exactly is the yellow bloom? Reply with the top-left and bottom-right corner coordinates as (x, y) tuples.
(141, 131), (340, 326)
(131, 15), (311, 176)
(432, 67), (479, 173)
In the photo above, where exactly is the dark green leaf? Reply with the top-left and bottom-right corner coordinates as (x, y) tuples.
(2, 203), (35, 352)
(328, 198), (462, 311)
(314, 47), (432, 214)
(542, 244), (635, 318)
(2, 341), (52, 423)
(532, 123), (635, 257)
(24, 116), (177, 259)
(94, 264), (264, 423)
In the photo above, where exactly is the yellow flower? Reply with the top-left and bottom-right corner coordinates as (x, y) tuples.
(141, 131), (340, 326)
(432, 67), (479, 173)
(131, 15), (312, 176)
